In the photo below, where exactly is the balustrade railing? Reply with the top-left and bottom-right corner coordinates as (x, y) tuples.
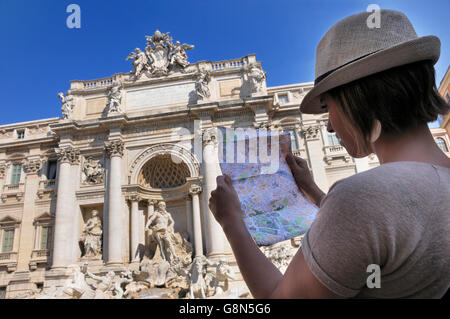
(211, 58), (247, 71)
(0, 252), (17, 262)
(3, 183), (25, 194)
(39, 180), (56, 189)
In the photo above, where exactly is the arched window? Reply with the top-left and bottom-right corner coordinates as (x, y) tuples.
(436, 137), (449, 152)
(328, 132), (340, 146)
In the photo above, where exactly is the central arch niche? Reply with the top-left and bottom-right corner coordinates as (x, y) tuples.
(137, 154), (190, 189)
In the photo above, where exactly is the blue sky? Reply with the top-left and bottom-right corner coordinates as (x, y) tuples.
(0, 0), (448, 126)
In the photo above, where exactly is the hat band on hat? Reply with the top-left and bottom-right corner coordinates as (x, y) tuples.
(314, 50), (381, 85)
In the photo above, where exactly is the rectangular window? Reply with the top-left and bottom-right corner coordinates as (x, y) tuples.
(17, 130), (25, 139)
(328, 133), (340, 146)
(46, 160), (57, 180)
(11, 164), (22, 185)
(40, 226), (51, 250)
(1, 229), (15, 253)
(287, 130), (298, 150)
(278, 94), (289, 104)
(0, 287), (6, 299)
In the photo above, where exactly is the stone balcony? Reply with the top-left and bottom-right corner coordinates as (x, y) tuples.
(29, 249), (51, 270)
(37, 180), (56, 199)
(1, 183), (25, 203)
(323, 145), (351, 165)
(0, 251), (18, 272)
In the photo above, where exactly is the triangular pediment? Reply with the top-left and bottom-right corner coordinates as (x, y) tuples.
(0, 215), (20, 225)
(34, 212), (54, 222)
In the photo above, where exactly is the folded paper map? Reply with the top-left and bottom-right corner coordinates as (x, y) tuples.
(217, 127), (318, 246)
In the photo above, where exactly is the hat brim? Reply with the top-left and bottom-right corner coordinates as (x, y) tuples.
(299, 36), (441, 114)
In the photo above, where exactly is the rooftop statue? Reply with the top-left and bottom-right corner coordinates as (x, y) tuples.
(127, 30), (195, 79)
(58, 92), (74, 120)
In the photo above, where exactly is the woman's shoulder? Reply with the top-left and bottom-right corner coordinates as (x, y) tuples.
(335, 161), (447, 190)
(325, 161), (447, 211)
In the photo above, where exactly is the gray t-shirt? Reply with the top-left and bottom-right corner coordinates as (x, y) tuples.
(301, 161), (450, 298)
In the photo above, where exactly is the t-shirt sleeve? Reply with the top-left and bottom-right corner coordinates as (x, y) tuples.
(301, 178), (385, 298)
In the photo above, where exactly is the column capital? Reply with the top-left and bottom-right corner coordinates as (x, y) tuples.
(189, 184), (202, 196)
(147, 199), (158, 206)
(56, 147), (80, 164)
(126, 193), (141, 202)
(23, 158), (42, 175)
(105, 140), (124, 158)
(300, 125), (321, 141)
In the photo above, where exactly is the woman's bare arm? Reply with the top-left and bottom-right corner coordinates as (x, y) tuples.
(209, 175), (340, 298)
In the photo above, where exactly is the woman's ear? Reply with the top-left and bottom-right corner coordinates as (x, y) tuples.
(370, 119), (382, 143)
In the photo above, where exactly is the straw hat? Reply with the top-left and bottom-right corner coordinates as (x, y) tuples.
(300, 9), (441, 114)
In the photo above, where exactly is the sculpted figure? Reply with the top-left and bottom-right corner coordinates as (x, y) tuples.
(62, 263), (93, 299)
(145, 30), (172, 77)
(205, 258), (236, 296)
(244, 63), (266, 93)
(81, 210), (102, 258)
(189, 256), (207, 299)
(195, 69), (211, 101)
(58, 92), (74, 120)
(145, 201), (179, 262)
(126, 48), (149, 80)
(85, 270), (116, 299)
(170, 41), (194, 70)
(106, 81), (123, 114)
(83, 157), (104, 184)
(111, 269), (133, 299)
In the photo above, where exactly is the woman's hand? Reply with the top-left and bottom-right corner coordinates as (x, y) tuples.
(208, 175), (243, 230)
(285, 152), (326, 207)
(285, 152), (315, 192)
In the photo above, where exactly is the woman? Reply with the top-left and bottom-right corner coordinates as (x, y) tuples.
(209, 10), (450, 298)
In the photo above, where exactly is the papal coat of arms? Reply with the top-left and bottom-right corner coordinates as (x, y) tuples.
(126, 30), (194, 80)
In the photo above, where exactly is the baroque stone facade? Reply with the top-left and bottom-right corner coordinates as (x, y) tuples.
(6, 30), (447, 299)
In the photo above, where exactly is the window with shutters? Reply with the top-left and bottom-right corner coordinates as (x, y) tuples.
(328, 132), (340, 146)
(11, 164), (22, 185)
(1, 229), (14, 253)
(286, 129), (298, 150)
(0, 287), (6, 299)
(40, 226), (52, 250)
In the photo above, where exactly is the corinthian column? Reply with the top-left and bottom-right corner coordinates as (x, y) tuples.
(201, 128), (230, 258)
(189, 184), (203, 257)
(105, 140), (124, 266)
(52, 147), (80, 269)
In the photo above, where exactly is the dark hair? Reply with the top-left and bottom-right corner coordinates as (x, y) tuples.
(326, 60), (450, 155)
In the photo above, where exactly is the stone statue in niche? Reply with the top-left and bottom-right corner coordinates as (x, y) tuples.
(243, 63), (266, 94)
(145, 201), (179, 263)
(106, 81), (124, 115)
(81, 209), (102, 258)
(58, 92), (74, 120)
(195, 69), (211, 101)
(126, 48), (149, 80)
(82, 157), (104, 184)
